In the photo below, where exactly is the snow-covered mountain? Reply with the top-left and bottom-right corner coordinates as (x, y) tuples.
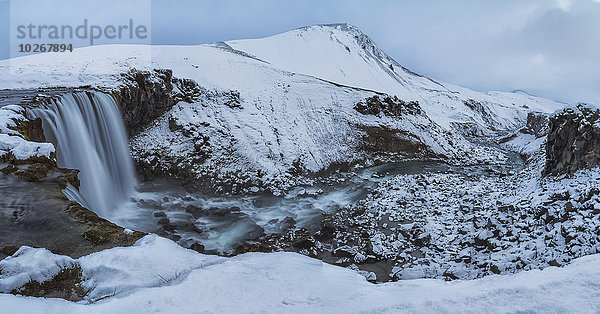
(0, 24), (566, 190)
(227, 24), (565, 129)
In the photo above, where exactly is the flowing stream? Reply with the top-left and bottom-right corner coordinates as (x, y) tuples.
(109, 161), (455, 253)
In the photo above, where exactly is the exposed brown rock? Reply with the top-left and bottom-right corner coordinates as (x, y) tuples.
(546, 104), (600, 175)
(10, 265), (88, 301)
(8, 117), (47, 143)
(354, 95), (421, 117)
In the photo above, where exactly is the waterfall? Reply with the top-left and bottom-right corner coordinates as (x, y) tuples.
(31, 91), (137, 216)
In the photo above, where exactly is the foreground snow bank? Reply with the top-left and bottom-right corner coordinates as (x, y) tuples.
(1, 235), (599, 312)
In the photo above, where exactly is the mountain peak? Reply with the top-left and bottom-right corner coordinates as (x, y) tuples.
(296, 23), (361, 33)
(227, 23), (438, 97)
(293, 23), (380, 53)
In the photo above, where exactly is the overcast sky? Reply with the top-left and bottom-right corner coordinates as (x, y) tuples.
(1, 0), (598, 104)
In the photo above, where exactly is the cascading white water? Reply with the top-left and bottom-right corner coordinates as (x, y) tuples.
(31, 91), (137, 216)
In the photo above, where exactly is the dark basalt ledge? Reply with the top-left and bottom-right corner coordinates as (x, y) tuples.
(8, 116), (47, 143)
(545, 104), (600, 175)
(525, 112), (549, 138)
(354, 95), (421, 116)
(111, 68), (231, 138)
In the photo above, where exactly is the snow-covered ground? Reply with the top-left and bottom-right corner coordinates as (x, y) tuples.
(227, 24), (565, 129)
(326, 155), (600, 279)
(1, 234), (600, 313)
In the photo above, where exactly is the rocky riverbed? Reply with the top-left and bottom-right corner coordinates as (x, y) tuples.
(222, 110), (600, 282)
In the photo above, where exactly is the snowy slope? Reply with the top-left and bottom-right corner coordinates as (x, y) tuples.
(227, 24), (566, 129)
(0, 24), (565, 182)
(226, 24), (442, 99)
(1, 235), (599, 312)
(0, 43), (484, 181)
(1, 24), (565, 130)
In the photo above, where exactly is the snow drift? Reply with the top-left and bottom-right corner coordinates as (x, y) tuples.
(1, 235), (600, 313)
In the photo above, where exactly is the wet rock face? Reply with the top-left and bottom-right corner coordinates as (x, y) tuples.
(0, 98), (144, 260)
(114, 69), (176, 137)
(546, 104), (600, 175)
(8, 117), (47, 143)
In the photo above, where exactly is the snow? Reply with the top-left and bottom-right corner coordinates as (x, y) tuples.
(0, 105), (55, 160)
(2, 42), (474, 180)
(1, 234), (600, 312)
(0, 24), (566, 133)
(227, 24), (567, 129)
(76, 235), (224, 300)
(227, 24), (426, 100)
(325, 147), (600, 281)
(1, 134), (55, 160)
(130, 79), (475, 184)
(0, 105), (27, 136)
(0, 24), (590, 311)
(0, 24), (569, 180)
(502, 131), (546, 158)
(0, 246), (75, 292)
(550, 102), (600, 121)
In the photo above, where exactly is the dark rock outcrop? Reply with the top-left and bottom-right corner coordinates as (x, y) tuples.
(8, 117), (47, 143)
(10, 265), (88, 301)
(358, 125), (430, 157)
(524, 112), (549, 138)
(114, 69), (176, 137)
(354, 95), (421, 116)
(113, 69), (239, 138)
(546, 104), (600, 175)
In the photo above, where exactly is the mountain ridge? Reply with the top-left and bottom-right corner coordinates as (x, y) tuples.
(0, 24), (567, 182)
